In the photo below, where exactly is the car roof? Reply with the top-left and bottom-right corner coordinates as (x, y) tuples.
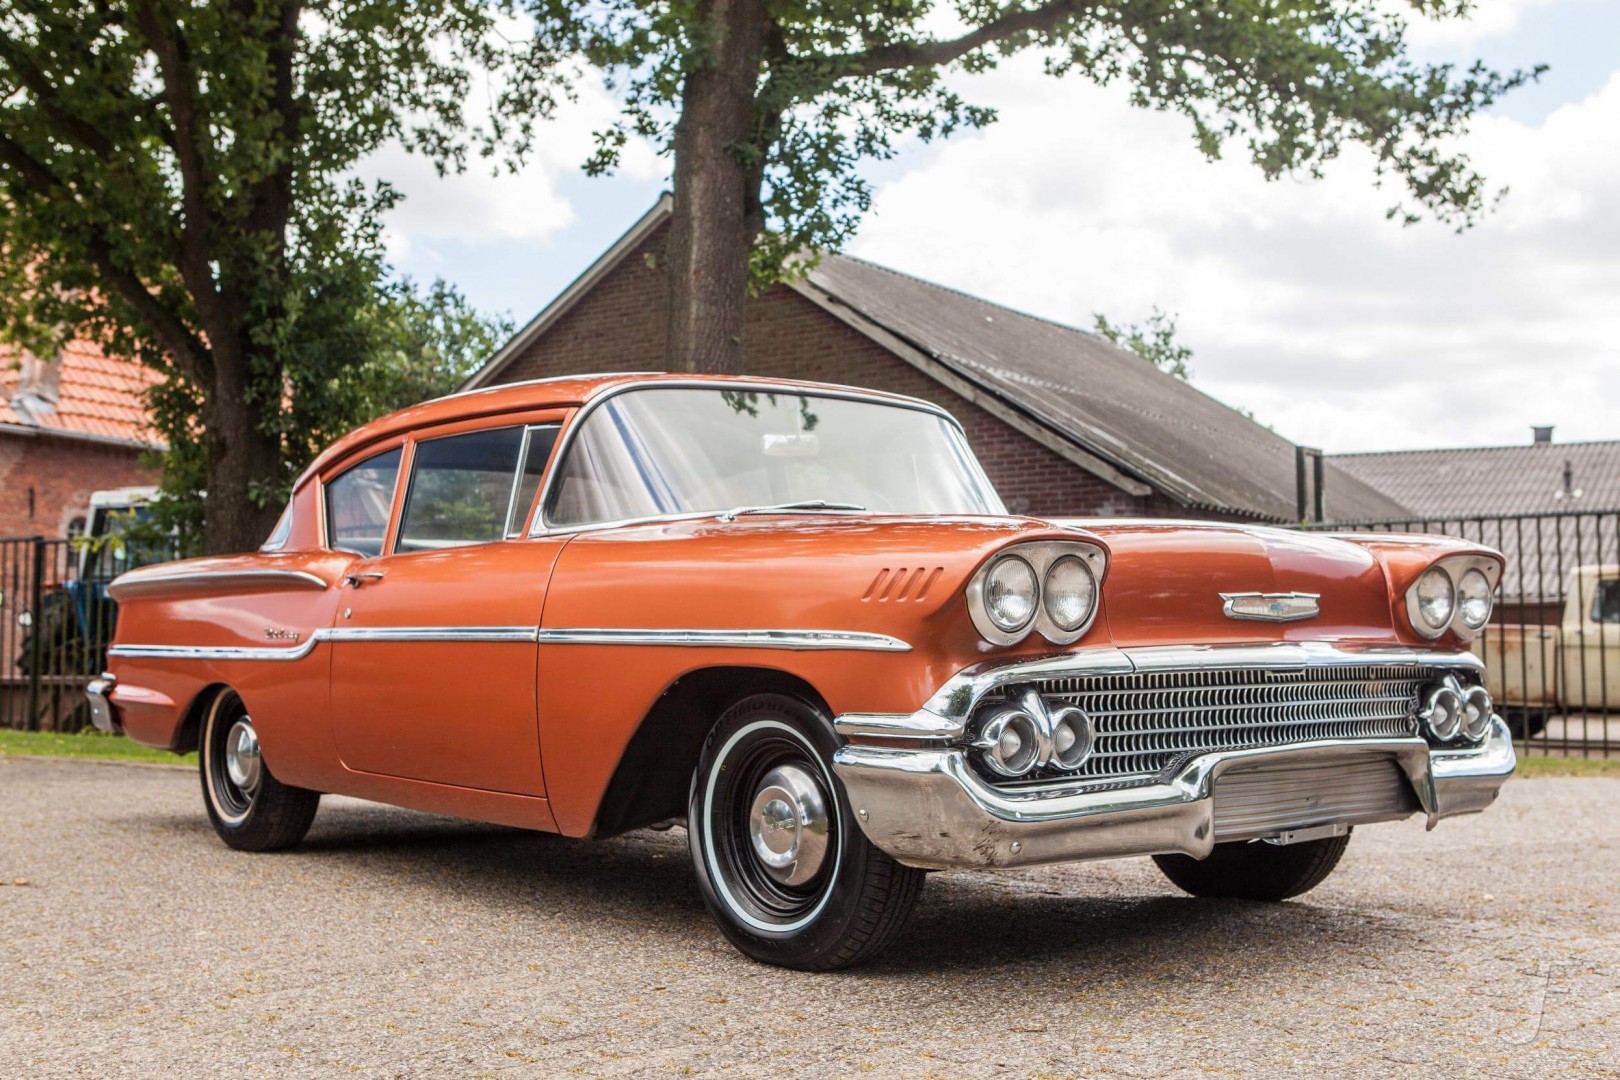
(295, 372), (947, 488)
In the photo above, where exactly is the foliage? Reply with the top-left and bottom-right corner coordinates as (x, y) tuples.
(512, 0), (1543, 290)
(0, 2), (529, 552)
(141, 277), (513, 547)
(1093, 308), (1193, 380)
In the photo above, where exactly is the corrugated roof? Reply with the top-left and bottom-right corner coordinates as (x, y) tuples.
(0, 341), (162, 448)
(1331, 441), (1620, 520)
(802, 254), (1411, 523)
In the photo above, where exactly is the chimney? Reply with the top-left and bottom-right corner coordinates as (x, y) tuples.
(6, 350), (61, 424)
(1532, 425), (1554, 444)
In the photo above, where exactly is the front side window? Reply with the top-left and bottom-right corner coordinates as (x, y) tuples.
(326, 448), (402, 557)
(397, 424), (559, 552)
(545, 387), (1003, 529)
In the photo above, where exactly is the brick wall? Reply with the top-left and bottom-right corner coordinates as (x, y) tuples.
(494, 226), (1215, 519)
(0, 433), (158, 539)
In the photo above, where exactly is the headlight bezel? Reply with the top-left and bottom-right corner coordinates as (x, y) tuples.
(1403, 555), (1500, 642)
(965, 539), (1107, 647)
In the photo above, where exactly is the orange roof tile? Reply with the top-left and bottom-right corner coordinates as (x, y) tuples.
(0, 340), (163, 448)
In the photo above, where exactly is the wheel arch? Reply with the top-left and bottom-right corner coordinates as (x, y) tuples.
(588, 666), (831, 840)
(173, 681), (233, 754)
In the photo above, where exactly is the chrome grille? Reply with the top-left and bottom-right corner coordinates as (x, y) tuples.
(1023, 663), (1425, 785)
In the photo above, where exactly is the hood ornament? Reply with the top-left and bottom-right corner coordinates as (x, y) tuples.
(1221, 592), (1320, 623)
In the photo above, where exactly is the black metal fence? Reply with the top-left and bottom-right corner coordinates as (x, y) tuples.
(0, 535), (167, 733)
(1322, 511), (1619, 758)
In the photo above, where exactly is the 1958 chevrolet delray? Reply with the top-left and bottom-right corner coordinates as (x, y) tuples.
(90, 374), (1515, 969)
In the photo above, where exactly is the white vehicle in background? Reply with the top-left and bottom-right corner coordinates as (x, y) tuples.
(1479, 565), (1620, 736)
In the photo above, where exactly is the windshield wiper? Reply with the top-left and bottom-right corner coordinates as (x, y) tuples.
(715, 500), (868, 522)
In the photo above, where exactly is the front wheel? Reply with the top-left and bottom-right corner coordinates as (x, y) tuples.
(688, 693), (925, 970)
(1153, 831), (1351, 901)
(200, 689), (320, 852)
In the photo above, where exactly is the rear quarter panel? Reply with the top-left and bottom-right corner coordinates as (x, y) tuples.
(107, 552), (351, 789)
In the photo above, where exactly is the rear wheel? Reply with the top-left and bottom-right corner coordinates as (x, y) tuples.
(1153, 831), (1351, 901)
(688, 693), (925, 970)
(200, 689), (320, 852)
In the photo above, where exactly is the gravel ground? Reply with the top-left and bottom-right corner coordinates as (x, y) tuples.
(1, 756), (1616, 1079)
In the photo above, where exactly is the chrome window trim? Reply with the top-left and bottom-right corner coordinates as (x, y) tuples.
(529, 379), (997, 537)
(107, 568), (330, 603)
(109, 625), (911, 660)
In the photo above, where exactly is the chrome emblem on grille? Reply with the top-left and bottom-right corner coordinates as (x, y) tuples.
(1220, 592), (1320, 622)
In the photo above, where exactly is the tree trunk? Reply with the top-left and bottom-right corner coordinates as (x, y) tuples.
(666, 0), (767, 375)
(200, 363), (283, 555)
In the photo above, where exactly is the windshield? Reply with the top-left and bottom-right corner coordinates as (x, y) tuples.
(544, 387), (1003, 529)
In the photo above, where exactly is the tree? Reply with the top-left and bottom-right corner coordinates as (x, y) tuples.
(0, 2), (522, 553)
(1093, 308), (1192, 380)
(515, 1), (1540, 376)
(146, 277), (514, 547)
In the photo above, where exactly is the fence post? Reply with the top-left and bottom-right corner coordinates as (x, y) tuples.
(26, 536), (46, 732)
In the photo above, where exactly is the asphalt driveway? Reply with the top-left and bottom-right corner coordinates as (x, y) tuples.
(2, 755), (1616, 1078)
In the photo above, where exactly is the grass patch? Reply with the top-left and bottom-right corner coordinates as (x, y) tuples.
(0, 729), (194, 766)
(1516, 754), (1620, 778)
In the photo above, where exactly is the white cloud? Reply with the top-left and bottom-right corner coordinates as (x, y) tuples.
(850, 57), (1620, 452)
(1397, 0), (1562, 47)
(365, 68), (664, 264)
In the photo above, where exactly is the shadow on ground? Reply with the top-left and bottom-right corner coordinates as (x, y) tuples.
(126, 797), (1419, 980)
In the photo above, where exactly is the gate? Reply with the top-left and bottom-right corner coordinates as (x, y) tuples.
(1320, 512), (1618, 758)
(0, 535), (166, 732)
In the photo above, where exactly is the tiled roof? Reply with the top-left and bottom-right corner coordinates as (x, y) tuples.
(0, 340), (162, 448)
(1330, 441), (1620, 520)
(803, 254), (1412, 524)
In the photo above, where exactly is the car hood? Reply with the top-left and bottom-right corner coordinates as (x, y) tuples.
(1054, 519), (1399, 647)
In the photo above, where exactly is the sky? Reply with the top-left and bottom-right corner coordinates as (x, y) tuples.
(372, 0), (1620, 455)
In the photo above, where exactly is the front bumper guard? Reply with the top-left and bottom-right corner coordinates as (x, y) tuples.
(832, 717), (1516, 872)
(85, 674), (120, 735)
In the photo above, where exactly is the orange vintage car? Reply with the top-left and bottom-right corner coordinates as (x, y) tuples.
(88, 374), (1515, 969)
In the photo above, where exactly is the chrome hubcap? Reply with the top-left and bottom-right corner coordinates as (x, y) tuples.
(224, 718), (262, 795)
(747, 764), (829, 886)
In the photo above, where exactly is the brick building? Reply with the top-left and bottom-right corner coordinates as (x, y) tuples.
(0, 341), (162, 539)
(464, 197), (1408, 524)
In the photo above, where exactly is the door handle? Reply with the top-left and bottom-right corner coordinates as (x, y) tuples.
(342, 571), (384, 588)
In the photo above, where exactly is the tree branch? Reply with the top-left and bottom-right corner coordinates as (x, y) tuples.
(822, 0), (1088, 81)
(0, 37), (119, 158)
(0, 128), (211, 384)
(132, 1), (221, 317)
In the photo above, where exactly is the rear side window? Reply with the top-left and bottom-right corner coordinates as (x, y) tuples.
(326, 448), (402, 557)
(397, 425), (559, 552)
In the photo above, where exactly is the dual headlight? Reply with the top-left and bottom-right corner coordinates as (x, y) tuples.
(1418, 676), (1493, 744)
(968, 541), (1105, 646)
(1406, 557), (1500, 641)
(970, 692), (1096, 778)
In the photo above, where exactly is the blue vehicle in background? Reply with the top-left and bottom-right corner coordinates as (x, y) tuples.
(11, 486), (169, 729)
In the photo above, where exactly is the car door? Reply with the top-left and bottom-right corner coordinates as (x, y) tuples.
(326, 419), (565, 795)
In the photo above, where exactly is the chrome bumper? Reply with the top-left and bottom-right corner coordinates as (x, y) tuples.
(85, 674), (120, 735)
(831, 644), (1515, 871)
